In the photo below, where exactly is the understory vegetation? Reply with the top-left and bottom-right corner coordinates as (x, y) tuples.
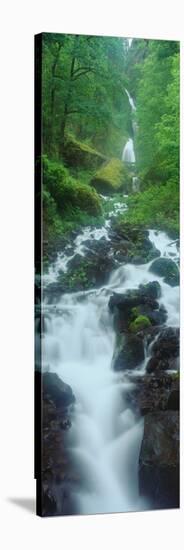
(42, 156), (103, 241)
(40, 34), (179, 247)
(118, 179), (179, 235)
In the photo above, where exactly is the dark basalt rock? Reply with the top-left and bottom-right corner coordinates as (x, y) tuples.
(139, 281), (161, 300)
(149, 257), (179, 287)
(128, 372), (179, 415)
(139, 411), (179, 509)
(113, 333), (145, 371)
(36, 371), (78, 517)
(108, 282), (166, 333)
(109, 223), (160, 265)
(44, 281), (68, 301)
(57, 250), (117, 292)
(43, 372), (75, 409)
(146, 327), (179, 373)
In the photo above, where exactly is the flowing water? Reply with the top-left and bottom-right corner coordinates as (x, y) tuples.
(42, 200), (179, 515)
(122, 89), (136, 166)
(122, 138), (135, 163)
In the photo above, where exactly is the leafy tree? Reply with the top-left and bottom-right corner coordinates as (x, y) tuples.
(42, 33), (131, 158)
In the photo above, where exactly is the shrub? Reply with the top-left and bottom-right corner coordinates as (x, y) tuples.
(118, 179), (179, 235)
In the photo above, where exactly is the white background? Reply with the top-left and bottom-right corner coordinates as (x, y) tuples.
(0, 0), (183, 548)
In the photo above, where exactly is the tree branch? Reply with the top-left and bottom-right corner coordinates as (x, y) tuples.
(73, 66), (95, 76)
(72, 68), (95, 81)
(66, 109), (81, 115)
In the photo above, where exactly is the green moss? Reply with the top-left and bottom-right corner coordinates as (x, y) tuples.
(129, 315), (151, 333)
(131, 307), (140, 318)
(64, 135), (106, 169)
(42, 156), (104, 245)
(91, 159), (131, 195)
(43, 156), (102, 217)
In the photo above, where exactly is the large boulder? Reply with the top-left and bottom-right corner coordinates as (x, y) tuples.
(149, 257), (179, 287)
(128, 372), (179, 416)
(109, 282), (167, 333)
(112, 333), (145, 371)
(91, 159), (131, 195)
(139, 411), (179, 509)
(110, 223), (160, 264)
(36, 371), (78, 517)
(63, 136), (106, 169)
(146, 327), (179, 373)
(57, 249), (117, 292)
(42, 372), (75, 408)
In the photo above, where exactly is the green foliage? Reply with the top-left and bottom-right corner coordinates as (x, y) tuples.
(132, 41), (179, 227)
(129, 315), (151, 333)
(42, 156), (104, 241)
(119, 179), (179, 235)
(63, 267), (90, 290)
(42, 33), (131, 158)
(155, 53), (179, 183)
(41, 34), (180, 250)
(43, 156), (102, 216)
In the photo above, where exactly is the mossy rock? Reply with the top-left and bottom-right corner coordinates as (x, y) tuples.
(43, 156), (102, 217)
(91, 158), (131, 195)
(129, 315), (152, 333)
(149, 258), (179, 287)
(63, 136), (106, 169)
(57, 250), (116, 292)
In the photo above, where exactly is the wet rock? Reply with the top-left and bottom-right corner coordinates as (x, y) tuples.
(146, 327), (179, 373)
(129, 372), (179, 415)
(43, 372), (75, 409)
(167, 389), (179, 410)
(37, 371), (78, 517)
(139, 281), (161, 300)
(42, 485), (57, 516)
(110, 223), (160, 264)
(113, 333), (145, 371)
(139, 411), (179, 509)
(149, 257), (179, 286)
(58, 250), (116, 292)
(45, 281), (68, 301)
(108, 282), (166, 333)
(67, 253), (84, 271)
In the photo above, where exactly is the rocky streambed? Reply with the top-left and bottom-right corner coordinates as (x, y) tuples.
(36, 197), (180, 516)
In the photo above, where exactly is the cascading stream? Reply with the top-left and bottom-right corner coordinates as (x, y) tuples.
(43, 200), (179, 515)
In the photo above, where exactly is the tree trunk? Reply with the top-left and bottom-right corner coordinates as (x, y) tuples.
(59, 36), (79, 157)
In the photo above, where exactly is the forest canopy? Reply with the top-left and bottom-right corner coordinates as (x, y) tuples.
(40, 34), (179, 242)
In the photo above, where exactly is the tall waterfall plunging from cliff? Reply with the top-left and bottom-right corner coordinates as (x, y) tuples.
(122, 137), (135, 163)
(125, 88), (136, 111)
(122, 89), (136, 164)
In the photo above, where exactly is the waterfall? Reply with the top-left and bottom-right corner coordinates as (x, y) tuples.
(125, 88), (136, 111)
(122, 137), (135, 163)
(122, 89), (136, 164)
(43, 201), (179, 515)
